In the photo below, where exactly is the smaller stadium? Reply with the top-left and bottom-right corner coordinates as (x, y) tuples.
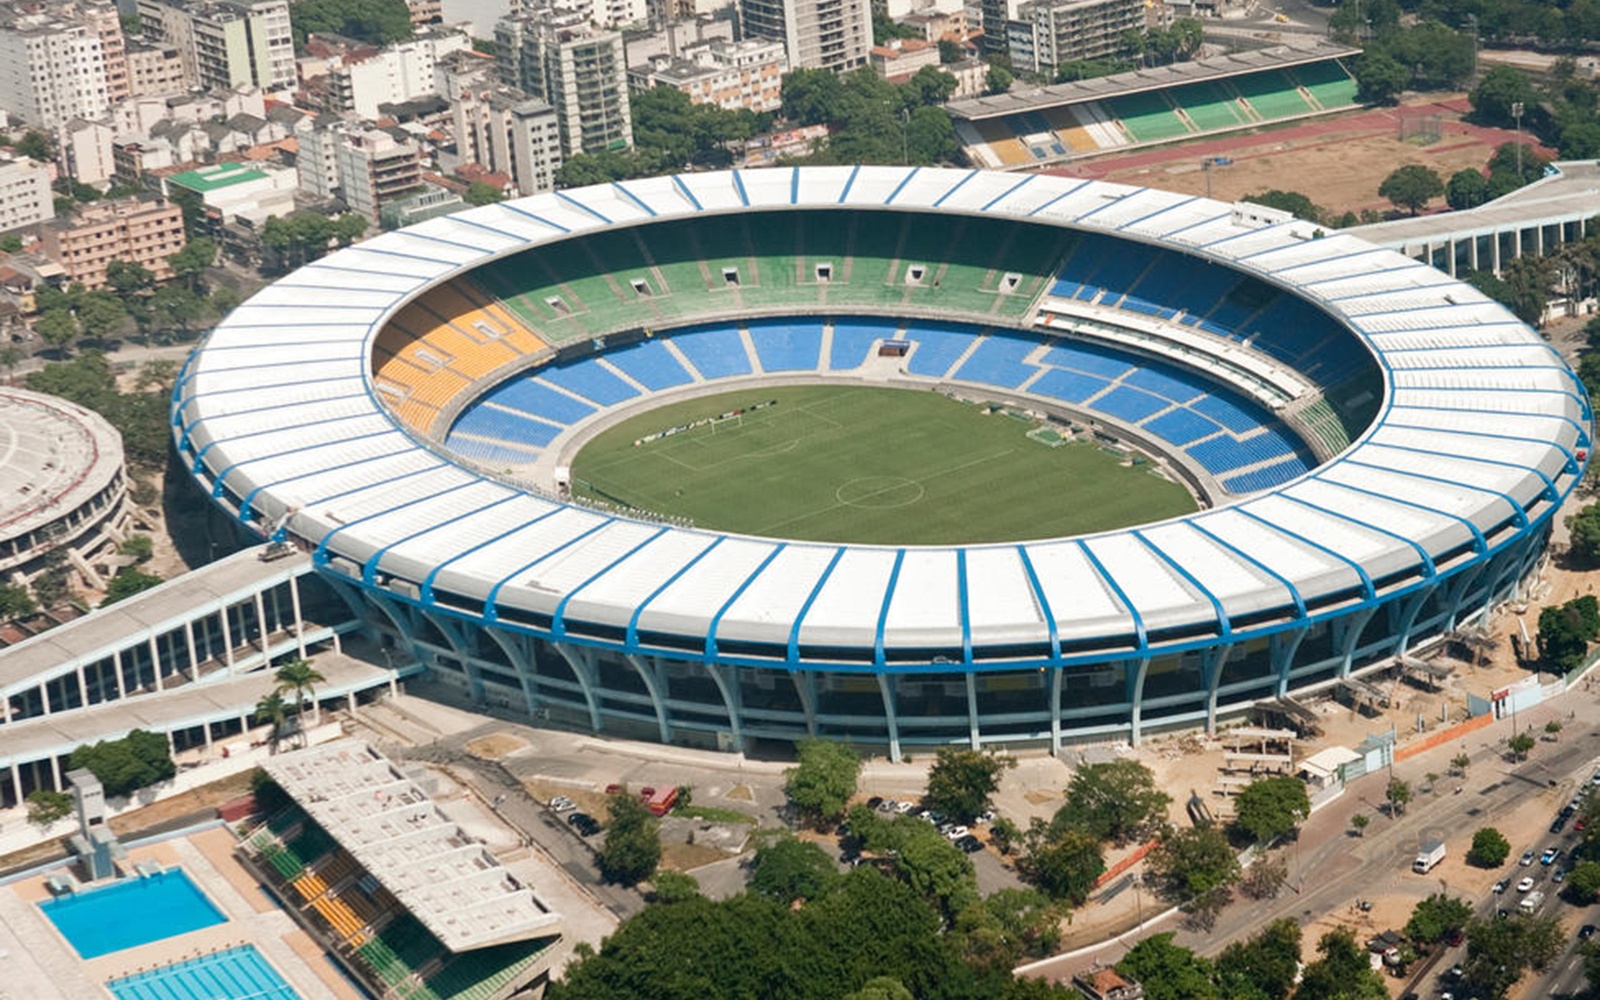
(947, 40), (1361, 169)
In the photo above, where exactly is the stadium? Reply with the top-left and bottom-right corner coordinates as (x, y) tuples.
(173, 166), (1588, 760)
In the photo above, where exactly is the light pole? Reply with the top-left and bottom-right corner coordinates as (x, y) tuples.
(900, 107), (910, 166)
(1465, 14), (1478, 76)
(1130, 873), (1144, 935)
(1512, 101), (1524, 177)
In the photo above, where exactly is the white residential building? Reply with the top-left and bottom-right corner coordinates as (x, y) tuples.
(451, 87), (562, 197)
(60, 118), (116, 186)
(737, 0), (872, 72)
(629, 38), (786, 113)
(0, 1), (118, 131)
(137, 0), (296, 94)
(329, 29), (473, 118)
(0, 156), (56, 233)
(496, 9), (632, 158)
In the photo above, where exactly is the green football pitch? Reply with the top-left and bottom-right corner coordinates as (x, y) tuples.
(570, 385), (1196, 544)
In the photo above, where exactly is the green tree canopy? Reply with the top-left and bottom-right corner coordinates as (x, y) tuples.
(1405, 892), (1473, 944)
(1470, 66), (1541, 128)
(1447, 169), (1491, 210)
(1379, 164), (1445, 215)
(784, 739), (861, 826)
(290, 0), (413, 47)
(1242, 190), (1322, 223)
(68, 729), (175, 798)
(749, 834), (841, 904)
(925, 747), (1014, 823)
(599, 790), (661, 885)
(1017, 822), (1104, 904)
(1215, 918), (1300, 1000)
(952, 889), (1066, 970)
(464, 181), (503, 206)
(1296, 928), (1388, 1000)
(1351, 50), (1408, 104)
(1468, 826), (1512, 867)
(1462, 913), (1565, 998)
(1147, 824), (1240, 908)
(26, 789), (73, 827)
(1231, 775), (1310, 844)
(1115, 933), (1218, 1000)
(101, 567), (163, 606)
(1566, 860), (1600, 904)
(1055, 759), (1170, 845)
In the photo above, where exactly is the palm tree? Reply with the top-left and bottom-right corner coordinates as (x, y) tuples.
(274, 658), (325, 744)
(254, 691), (290, 753)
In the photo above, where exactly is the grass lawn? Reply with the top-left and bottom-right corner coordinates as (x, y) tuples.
(570, 385), (1195, 544)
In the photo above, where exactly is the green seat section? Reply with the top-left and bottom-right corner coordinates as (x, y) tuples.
(1233, 70), (1313, 120)
(1106, 90), (1191, 143)
(1172, 80), (1247, 132)
(1291, 61), (1359, 109)
(423, 939), (553, 1000)
(1295, 396), (1351, 455)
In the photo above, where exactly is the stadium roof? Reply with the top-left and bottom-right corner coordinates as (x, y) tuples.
(265, 740), (562, 952)
(947, 39), (1361, 121)
(0, 387), (123, 547)
(175, 167), (1586, 665)
(1351, 159), (1600, 249)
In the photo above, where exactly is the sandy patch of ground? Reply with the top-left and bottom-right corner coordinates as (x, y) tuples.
(464, 732), (528, 760)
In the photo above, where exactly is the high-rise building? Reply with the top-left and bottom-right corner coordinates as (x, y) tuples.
(1007, 0), (1141, 75)
(328, 29), (472, 118)
(0, 155), (56, 233)
(137, 0), (296, 94)
(0, 0), (118, 131)
(496, 10), (631, 158)
(126, 42), (188, 95)
(296, 121), (423, 222)
(39, 196), (186, 288)
(452, 87), (563, 197)
(737, 0), (872, 72)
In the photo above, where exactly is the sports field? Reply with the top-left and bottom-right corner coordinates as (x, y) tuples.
(570, 385), (1195, 544)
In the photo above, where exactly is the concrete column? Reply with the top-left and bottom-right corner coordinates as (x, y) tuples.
(253, 591), (269, 653)
(112, 647), (126, 699)
(150, 635), (164, 692)
(1127, 658), (1152, 747)
(203, 721), (213, 747)
(484, 629), (541, 718)
(220, 605), (236, 674)
(552, 643), (604, 733)
(965, 671), (980, 750)
(76, 663), (88, 709)
(1339, 606), (1379, 678)
(49, 754), (61, 792)
(1202, 643), (1234, 734)
(1273, 628), (1308, 697)
(876, 673), (902, 763)
(623, 654), (671, 743)
(39, 678), (51, 717)
(289, 575), (307, 660)
(10, 766), (22, 807)
(1049, 667), (1063, 756)
(793, 671), (818, 738)
(184, 620), (199, 682)
(703, 663), (745, 753)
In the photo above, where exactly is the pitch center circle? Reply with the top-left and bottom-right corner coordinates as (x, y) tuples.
(836, 476), (925, 509)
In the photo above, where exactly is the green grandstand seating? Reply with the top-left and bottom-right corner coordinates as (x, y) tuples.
(423, 940), (552, 1000)
(1106, 90), (1191, 143)
(1295, 396), (1351, 455)
(1232, 70), (1313, 120)
(1172, 81), (1247, 132)
(1290, 61), (1359, 110)
(286, 823), (337, 867)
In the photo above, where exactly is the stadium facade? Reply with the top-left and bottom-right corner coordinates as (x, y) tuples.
(173, 167), (1588, 759)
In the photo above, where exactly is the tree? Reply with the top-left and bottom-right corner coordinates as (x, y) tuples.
(1056, 759), (1170, 845)
(953, 889), (1066, 969)
(1215, 918), (1300, 1000)
(925, 747), (1015, 823)
(989, 815), (1021, 855)
(275, 658), (325, 739)
(1296, 928), (1388, 1000)
(26, 789), (73, 827)
(290, 0), (413, 46)
(1231, 775), (1310, 844)
(14, 129), (52, 161)
(1447, 169), (1490, 211)
(1350, 812), (1369, 837)
(0, 233), (20, 253)
(1567, 860), (1600, 904)
(599, 790), (661, 885)
(1147, 825), (1240, 921)
(1115, 933), (1218, 1000)
(842, 978), (913, 1000)
(1017, 822), (1105, 904)
(896, 829), (978, 920)
(1452, 752), (1472, 776)
(1469, 827), (1511, 867)
(464, 181), (504, 206)
(1243, 190), (1321, 222)
(1405, 893), (1473, 945)
(1547, 720), (1564, 740)
(67, 729), (175, 798)
(1470, 66), (1540, 128)
(105, 259), (155, 302)
(1385, 777), (1411, 816)
(938, 39), (963, 64)
(1462, 914), (1565, 998)
(985, 64), (1013, 95)
(166, 237), (216, 289)
(650, 870), (700, 904)
(750, 835), (840, 904)
(1239, 853), (1288, 900)
(34, 307), (78, 351)
(0, 582), (37, 620)
(1352, 50), (1408, 104)
(76, 291), (126, 343)
(1539, 596), (1600, 669)
(784, 739), (861, 826)
(1508, 731), (1536, 760)
(101, 567), (163, 606)
(253, 690), (291, 752)
(120, 534), (153, 562)
(1379, 165), (1445, 215)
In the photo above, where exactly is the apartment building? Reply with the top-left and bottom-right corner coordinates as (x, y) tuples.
(737, 0), (872, 72)
(137, 0), (296, 94)
(328, 29), (472, 118)
(0, 156), (56, 234)
(126, 42), (188, 96)
(629, 38), (786, 113)
(451, 87), (563, 196)
(1007, 0), (1142, 74)
(301, 123), (424, 222)
(0, 0), (120, 130)
(496, 10), (631, 157)
(39, 197), (186, 288)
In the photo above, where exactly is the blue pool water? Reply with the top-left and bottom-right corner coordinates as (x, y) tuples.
(40, 869), (227, 958)
(108, 944), (302, 1000)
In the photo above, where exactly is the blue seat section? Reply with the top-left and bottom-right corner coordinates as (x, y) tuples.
(1089, 386), (1169, 423)
(1143, 408), (1221, 446)
(1186, 427), (1299, 474)
(902, 322), (978, 377)
(480, 378), (595, 424)
(1039, 342), (1134, 380)
(1239, 294), (1358, 381)
(1122, 364), (1208, 403)
(605, 338), (695, 390)
(747, 318), (823, 371)
(444, 437), (540, 465)
(1052, 232), (1266, 335)
(539, 361), (640, 406)
(953, 333), (1038, 388)
(669, 324), (753, 380)
(831, 317), (900, 370)
(451, 404), (563, 448)
(1192, 393), (1269, 434)
(1222, 458), (1310, 493)
(1031, 368), (1110, 404)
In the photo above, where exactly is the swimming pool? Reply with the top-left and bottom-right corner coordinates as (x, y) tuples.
(39, 868), (227, 958)
(108, 944), (302, 1000)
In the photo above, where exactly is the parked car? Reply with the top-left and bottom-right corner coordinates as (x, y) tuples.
(1551, 814), (1570, 834)
(866, 796), (884, 810)
(945, 825), (969, 841)
(1492, 880), (1508, 894)
(1520, 850), (1537, 866)
(1541, 846), (1562, 866)
(955, 835), (983, 853)
(549, 795), (576, 812)
(568, 812), (602, 836)
(1580, 924), (1597, 940)
(1517, 876), (1536, 893)
(877, 799), (899, 813)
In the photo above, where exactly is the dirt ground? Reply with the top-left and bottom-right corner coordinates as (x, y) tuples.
(1045, 95), (1557, 220)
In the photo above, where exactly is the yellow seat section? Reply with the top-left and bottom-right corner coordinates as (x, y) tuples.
(426, 281), (550, 359)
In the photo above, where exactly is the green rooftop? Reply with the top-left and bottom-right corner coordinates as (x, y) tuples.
(168, 163), (271, 192)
